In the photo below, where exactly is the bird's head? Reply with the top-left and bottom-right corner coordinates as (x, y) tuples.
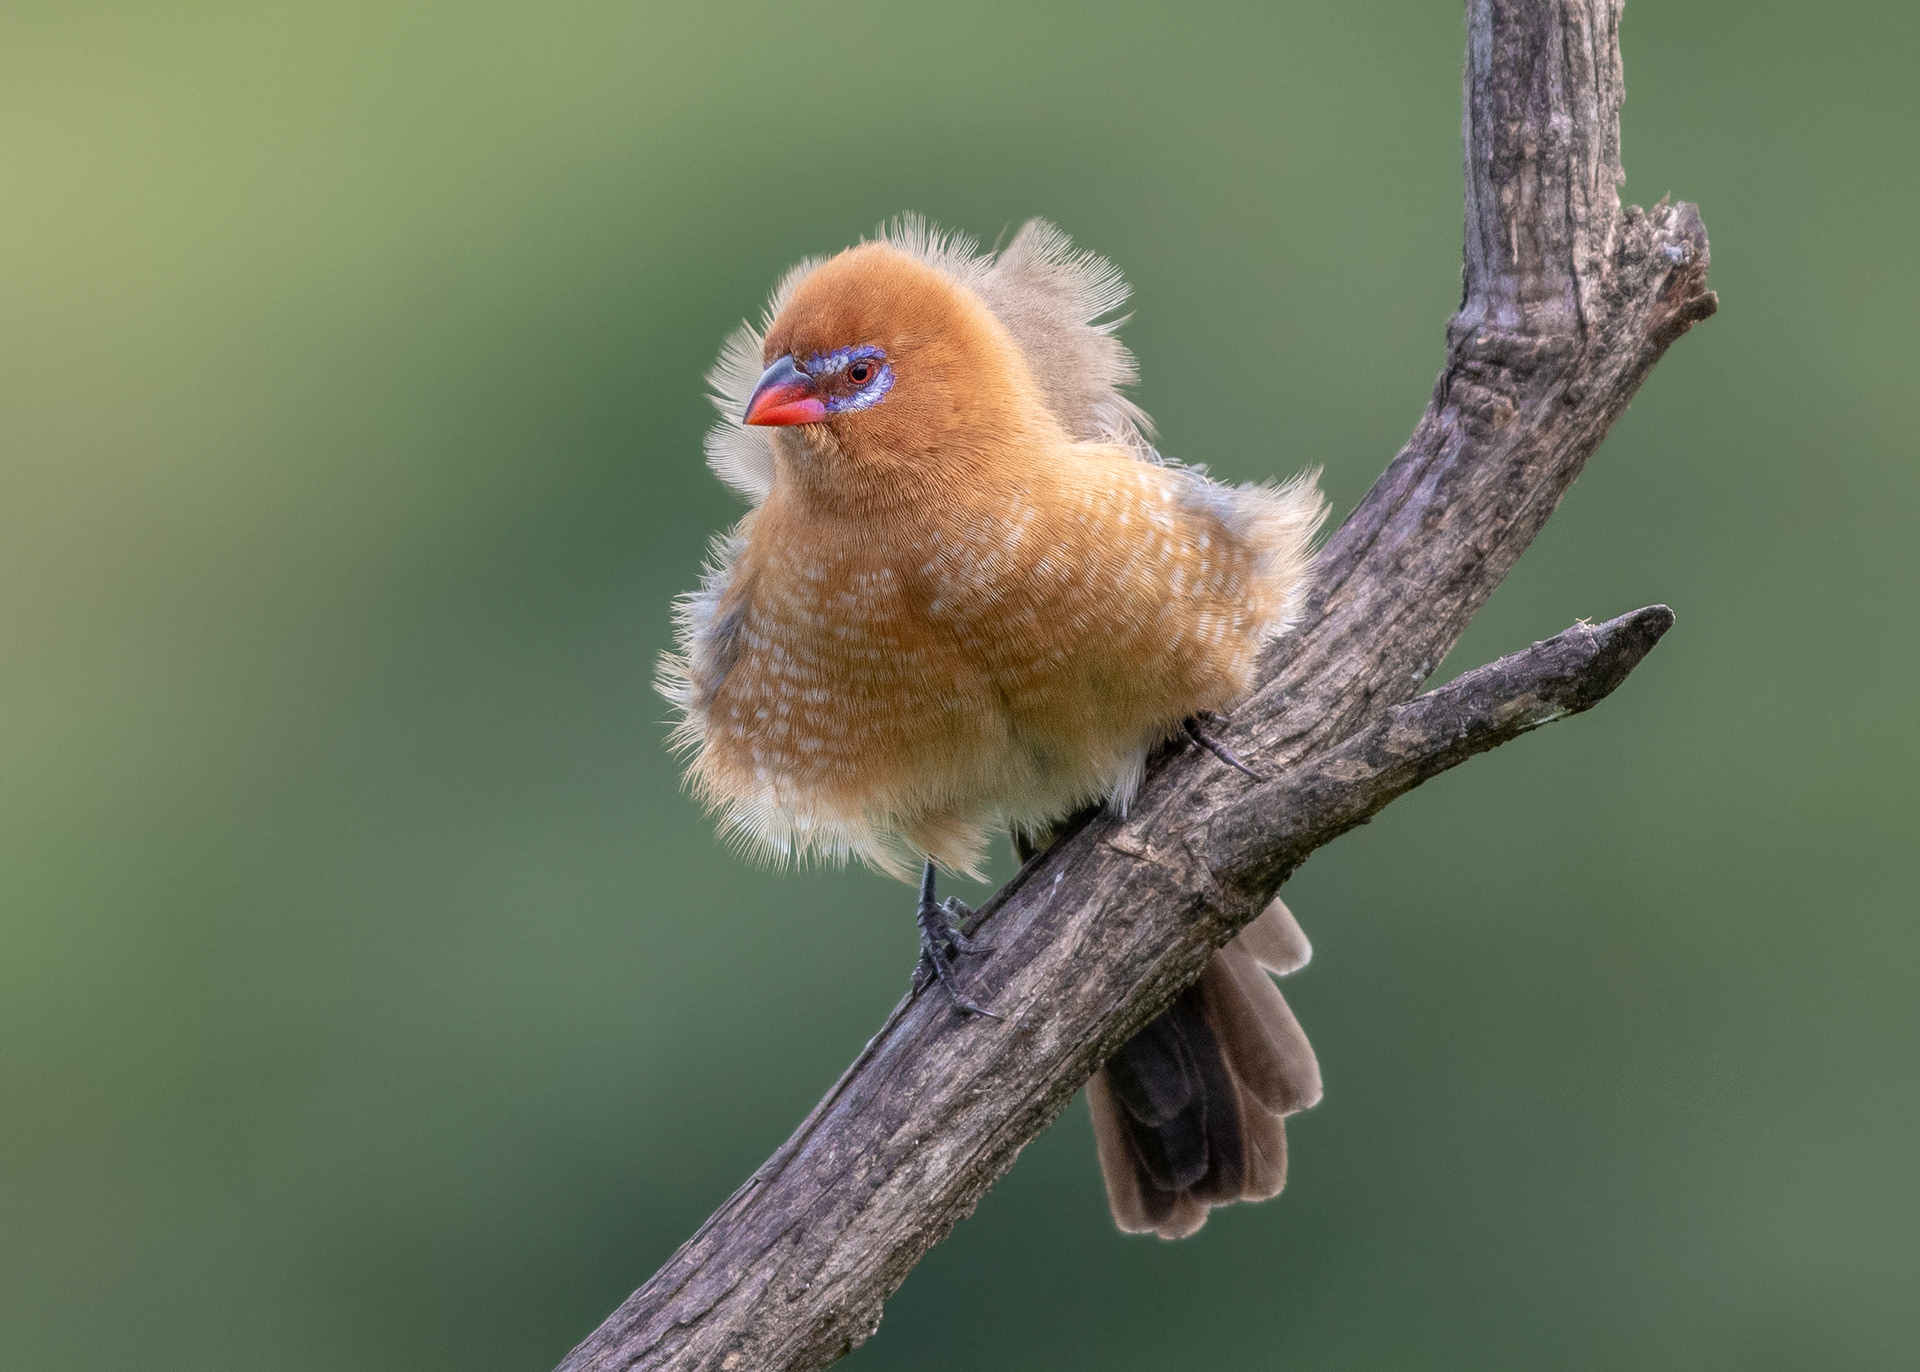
(744, 241), (1049, 498)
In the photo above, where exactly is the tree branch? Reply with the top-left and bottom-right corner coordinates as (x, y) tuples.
(1202, 604), (1673, 895)
(558, 2), (1714, 1368)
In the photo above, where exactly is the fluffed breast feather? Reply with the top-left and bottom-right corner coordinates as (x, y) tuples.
(660, 218), (1326, 879)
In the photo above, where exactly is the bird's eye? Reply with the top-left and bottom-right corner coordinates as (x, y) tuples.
(847, 361), (873, 385)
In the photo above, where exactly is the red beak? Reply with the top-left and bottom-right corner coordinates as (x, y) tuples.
(744, 355), (827, 426)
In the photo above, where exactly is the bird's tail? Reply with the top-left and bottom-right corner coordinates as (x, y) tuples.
(1087, 897), (1321, 1239)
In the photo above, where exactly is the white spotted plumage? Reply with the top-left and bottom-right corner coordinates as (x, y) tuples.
(659, 219), (1325, 879)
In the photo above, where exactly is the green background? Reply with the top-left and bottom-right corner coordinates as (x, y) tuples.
(4, 1), (1914, 1367)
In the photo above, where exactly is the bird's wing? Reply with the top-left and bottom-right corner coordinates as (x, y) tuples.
(701, 217), (1156, 505)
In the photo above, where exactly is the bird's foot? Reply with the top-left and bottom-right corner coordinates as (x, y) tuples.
(914, 865), (1000, 1019)
(1184, 714), (1266, 782)
(935, 896), (995, 955)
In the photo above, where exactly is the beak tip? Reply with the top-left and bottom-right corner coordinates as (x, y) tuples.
(744, 398), (828, 427)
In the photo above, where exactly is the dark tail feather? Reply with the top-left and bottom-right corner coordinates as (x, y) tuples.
(1088, 897), (1321, 1239)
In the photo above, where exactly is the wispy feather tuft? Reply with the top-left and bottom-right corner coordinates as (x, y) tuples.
(967, 219), (1156, 455)
(702, 255), (823, 502)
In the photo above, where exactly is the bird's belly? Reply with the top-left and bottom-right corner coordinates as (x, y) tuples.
(689, 456), (1284, 872)
(697, 585), (1173, 862)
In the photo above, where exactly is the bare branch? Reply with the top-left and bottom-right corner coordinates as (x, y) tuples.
(556, 2), (1714, 1368)
(1204, 604), (1674, 896)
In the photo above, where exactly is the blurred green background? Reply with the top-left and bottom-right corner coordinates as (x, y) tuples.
(3, 1), (1915, 1367)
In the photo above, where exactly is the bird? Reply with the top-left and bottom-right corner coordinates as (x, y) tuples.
(658, 217), (1328, 1239)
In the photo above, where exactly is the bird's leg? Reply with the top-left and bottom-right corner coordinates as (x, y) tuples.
(915, 860), (1001, 1019)
(916, 862), (995, 954)
(1184, 713), (1266, 782)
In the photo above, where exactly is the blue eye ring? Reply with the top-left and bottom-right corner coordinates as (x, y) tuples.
(803, 345), (894, 415)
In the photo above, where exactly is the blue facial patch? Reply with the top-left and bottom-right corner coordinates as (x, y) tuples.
(803, 345), (895, 414)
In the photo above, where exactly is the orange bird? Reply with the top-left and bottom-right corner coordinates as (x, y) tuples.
(660, 218), (1327, 1238)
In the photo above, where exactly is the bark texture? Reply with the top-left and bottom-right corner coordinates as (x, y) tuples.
(558, 1), (1715, 1367)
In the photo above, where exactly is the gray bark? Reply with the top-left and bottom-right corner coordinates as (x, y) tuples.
(557, 1), (1715, 1367)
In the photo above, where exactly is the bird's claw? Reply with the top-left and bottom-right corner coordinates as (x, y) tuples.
(913, 948), (1002, 1019)
(1184, 715), (1266, 782)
